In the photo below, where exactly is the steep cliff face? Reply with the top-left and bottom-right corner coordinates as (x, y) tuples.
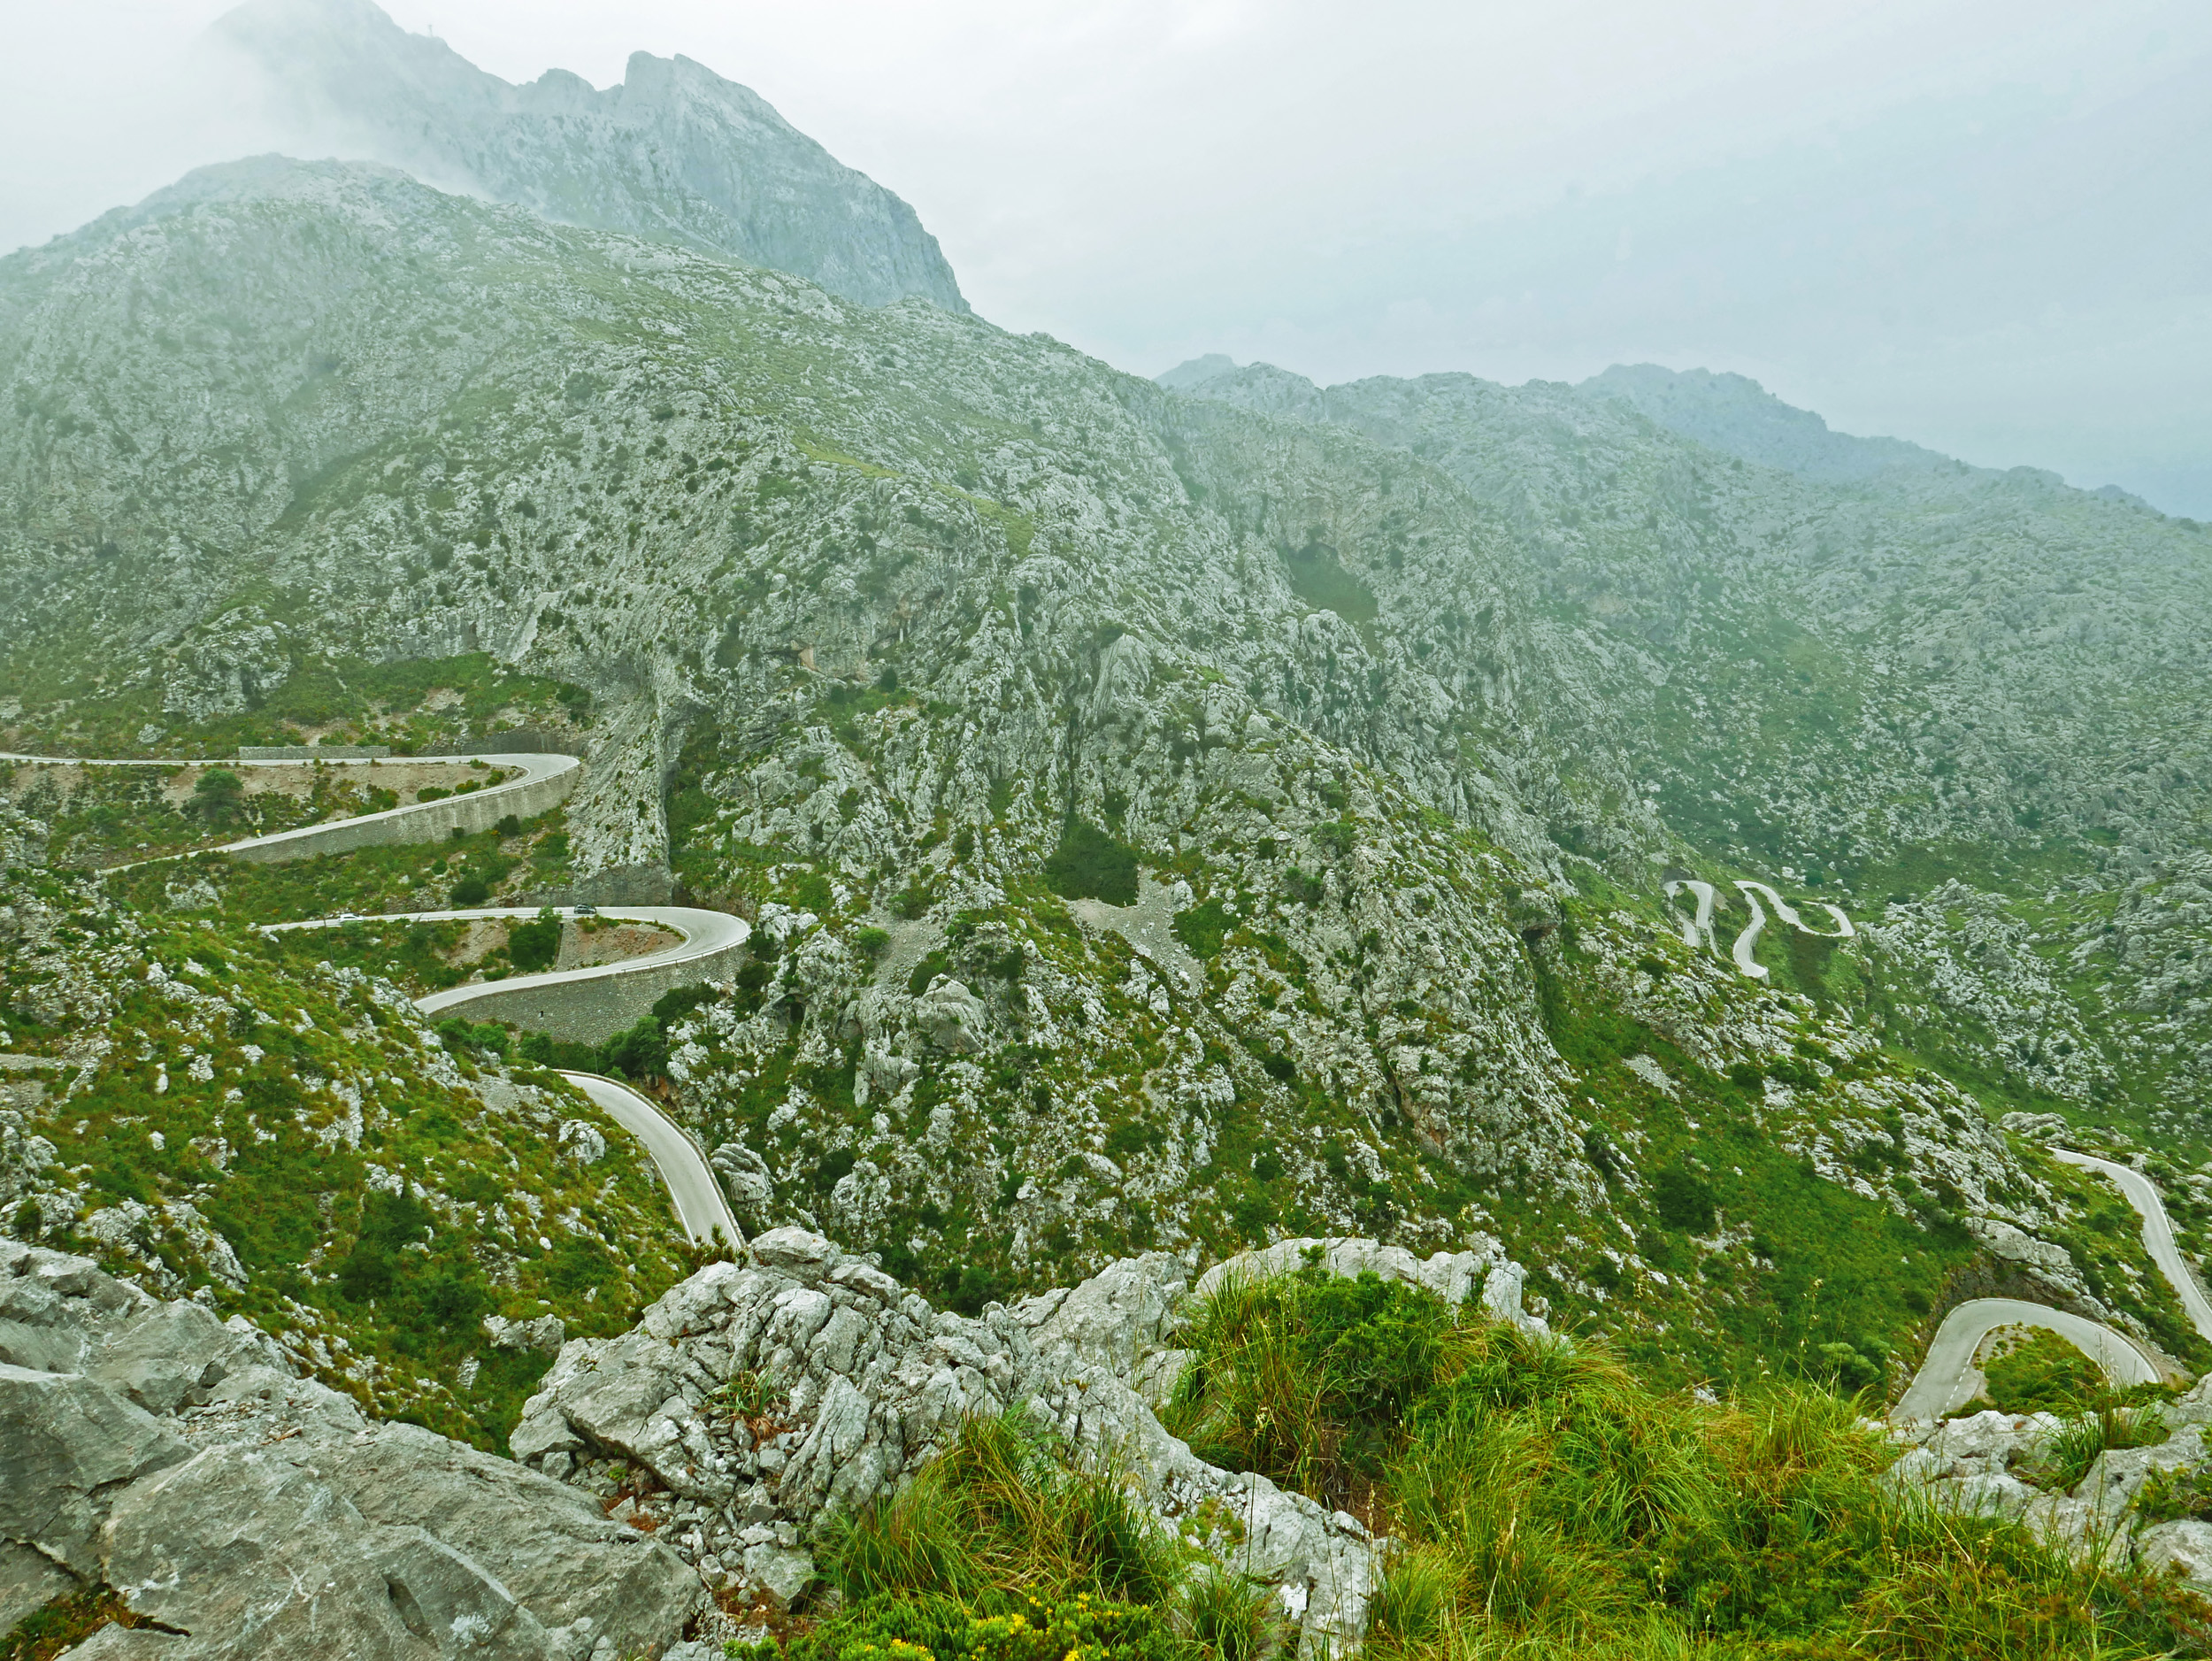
(208, 0), (969, 312)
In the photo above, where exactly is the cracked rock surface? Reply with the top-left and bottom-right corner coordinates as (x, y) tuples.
(0, 1237), (700, 1661)
(518, 1225), (1548, 1647)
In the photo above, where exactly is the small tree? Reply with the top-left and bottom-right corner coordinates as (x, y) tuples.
(191, 768), (244, 821)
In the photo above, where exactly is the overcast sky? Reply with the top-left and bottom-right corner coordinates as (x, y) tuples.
(5, 0), (2208, 512)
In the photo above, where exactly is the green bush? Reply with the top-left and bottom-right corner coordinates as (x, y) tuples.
(1171, 900), (1231, 959)
(190, 767), (244, 821)
(1652, 1161), (1717, 1234)
(517, 1030), (602, 1071)
(599, 1016), (669, 1081)
(449, 874), (491, 906)
(435, 1017), (509, 1057)
(507, 909), (562, 973)
(1041, 819), (1139, 905)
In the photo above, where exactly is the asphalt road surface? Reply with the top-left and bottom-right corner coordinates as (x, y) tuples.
(2053, 1148), (2212, 1345)
(1892, 1296), (2160, 1425)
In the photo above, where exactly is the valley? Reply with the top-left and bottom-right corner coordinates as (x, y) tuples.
(4, 2), (2211, 1654)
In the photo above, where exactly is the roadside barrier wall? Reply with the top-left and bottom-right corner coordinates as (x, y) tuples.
(226, 757), (577, 865)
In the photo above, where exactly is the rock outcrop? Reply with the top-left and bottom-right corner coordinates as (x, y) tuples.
(516, 1226), (1548, 1648)
(0, 1238), (702, 1660)
(1892, 1384), (2212, 1586)
(210, 0), (968, 311)
(3, 1211), (1552, 1657)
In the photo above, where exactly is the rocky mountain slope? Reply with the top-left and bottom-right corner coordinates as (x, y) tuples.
(208, 0), (967, 312)
(0, 856), (693, 1447)
(3, 153), (2209, 1404)
(1156, 354), (2212, 1139)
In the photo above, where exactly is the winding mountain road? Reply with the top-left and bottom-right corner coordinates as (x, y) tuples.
(4, 748), (580, 872)
(1891, 1150), (2212, 1424)
(2053, 1150), (2212, 1344)
(1663, 875), (1854, 980)
(1893, 1297), (2162, 1425)
(264, 904), (750, 1022)
(559, 1071), (738, 1249)
(265, 904), (749, 1248)
(265, 904), (748, 1247)
(29, 749), (745, 1250)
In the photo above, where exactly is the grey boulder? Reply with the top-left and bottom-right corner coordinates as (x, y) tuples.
(0, 1362), (188, 1576)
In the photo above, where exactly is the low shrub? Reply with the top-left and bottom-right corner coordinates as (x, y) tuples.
(507, 908), (562, 973)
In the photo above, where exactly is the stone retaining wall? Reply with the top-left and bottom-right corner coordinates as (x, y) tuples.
(225, 761), (576, 865)
(434, 936), (750, 1043)
(237, 744), (392, 760)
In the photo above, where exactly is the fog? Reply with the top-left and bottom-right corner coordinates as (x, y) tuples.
(4, 0), (2208, 512)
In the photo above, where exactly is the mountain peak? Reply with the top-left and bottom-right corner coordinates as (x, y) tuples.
(210, 0), (967, 312)
(1577, 362), (1953, 485)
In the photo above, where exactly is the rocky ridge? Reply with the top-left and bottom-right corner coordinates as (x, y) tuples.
(1, 1222), (1545, 1655)
(209, 0), (967, 312)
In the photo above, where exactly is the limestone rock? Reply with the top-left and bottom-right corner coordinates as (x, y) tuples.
(0, 1539), (76, 1634)
(484, 1312), (567, 1354)
(212, 0), (968, 312)
(1194, 1235), (1547, 1334)
(557, 1119), (608, 1164)
(711, 1141), (776, 1219)
(0, 1240), (702, 1657)
(914, 977), (987, 1052)
(2138, 1519), (2212, 1590)
(0, 1363), (188, 1576)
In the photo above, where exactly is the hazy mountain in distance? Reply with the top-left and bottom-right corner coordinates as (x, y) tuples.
(210, 0), (968, 312)
(1575, 364), (1962, 486)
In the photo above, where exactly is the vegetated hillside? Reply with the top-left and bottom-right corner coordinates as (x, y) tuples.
(0, 857), (691, 1447)
(211, 0), (968, 312)
(1162, 357), (2212, 1150)
(0, 157), (2202, 1394)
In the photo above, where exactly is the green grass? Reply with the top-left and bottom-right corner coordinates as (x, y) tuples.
(793, 1414), (1240, 1661)
(3, 1584), (153, 1661)
(1979, 1328), (2106, 1416)
(2, 898), (687, 1449)
(1159, 1265), (2212, 1658)
(3, 760), (402, 869)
